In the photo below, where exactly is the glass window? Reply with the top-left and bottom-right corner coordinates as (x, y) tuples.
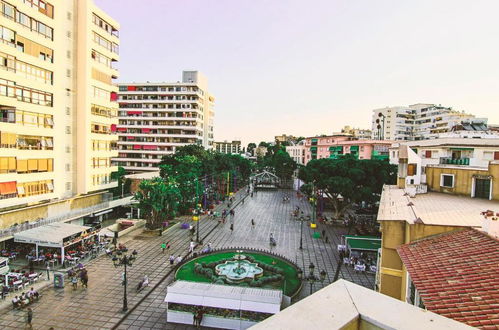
(3, 3), (14, 20)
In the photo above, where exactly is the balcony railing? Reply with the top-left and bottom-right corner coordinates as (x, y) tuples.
(439, 157), (470, 165)
(0, 194), (133, 239)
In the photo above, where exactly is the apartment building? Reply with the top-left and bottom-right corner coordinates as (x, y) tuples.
(371, 103), (483, 141)
(0, 0), (119, 210)
(376, 138), (499, 304)
(285, 141), (305, 165)
(303, 135), (391, 164)
(113, 71), (215, 172)
(389, 138), (499, 199)
(339, 125), (372, 140)
(213, 140), (241, 154)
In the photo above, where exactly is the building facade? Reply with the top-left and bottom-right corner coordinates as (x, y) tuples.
(0, 0), (119, 210)
(303, 135), (391, 164)
(371, 103), (483, 141)
(113, 71), (215, 172)
(389, 138), (499, 200)
(285, 141), (305, 165)
(213, 140), (241, 154)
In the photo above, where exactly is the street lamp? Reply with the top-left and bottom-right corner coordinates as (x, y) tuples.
(300, 262), (327, 295)
(112, 248), (138, 312)
(298, 215), (309, 250)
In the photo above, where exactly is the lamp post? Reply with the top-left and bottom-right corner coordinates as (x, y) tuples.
(112, 248), (138, 312)
(299, 263), (327, 295)
(299, 215), (308, 250)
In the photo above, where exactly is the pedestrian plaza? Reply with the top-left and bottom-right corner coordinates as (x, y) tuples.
(0, 188), (374, 329)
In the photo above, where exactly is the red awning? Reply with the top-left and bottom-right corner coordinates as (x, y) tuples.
(111, 124), (117, 132)
(127, 111), (142, 115)
(142, 128), (151, 133)
(143, 145), (157, 150)
(127, 86), (136, 91)
(133, 145), (142, 150)
(117, 127), (127, 132)
(0, 181), (17, 195)
(127, 136), (135, 140)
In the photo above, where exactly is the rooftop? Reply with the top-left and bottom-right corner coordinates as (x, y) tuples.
(397, 229), (499, 329)
(252, 279), (471, 330)
(377, 185), (496, 227)
(391, 138), (499, 148)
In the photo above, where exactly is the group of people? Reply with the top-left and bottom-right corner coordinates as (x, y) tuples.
(11, 288), (39, 309)
(69, 267), (88, 290)
(169, 254), (183, 265)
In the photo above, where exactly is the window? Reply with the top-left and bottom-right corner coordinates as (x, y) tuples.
(66, 182), (71, 191)
(407, 163), (417, 176)
(424, 150), (432, 158)
(0, 26), (15, 45)
(440, 174), (454, 188)
(65, 126), (71, 134)
(495, 152), (499, 160)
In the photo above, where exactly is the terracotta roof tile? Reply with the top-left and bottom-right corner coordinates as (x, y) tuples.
(397, 228), (499, 329)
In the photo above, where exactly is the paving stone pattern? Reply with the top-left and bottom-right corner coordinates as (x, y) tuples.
(0, 188), (374, 329)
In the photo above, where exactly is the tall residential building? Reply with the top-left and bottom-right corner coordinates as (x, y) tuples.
(0, 0), (119, 210)
(213, 140), (241, 154)
(114, 71), (215, 172)
(371, 103), (483, 141)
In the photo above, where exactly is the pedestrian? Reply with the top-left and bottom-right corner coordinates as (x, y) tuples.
(71, 276), (78, 290)
(251, 219), (255, 229)
(230, 223), (234, 232)
(251, 192), (254, 198)
(25, 307), (33, 329)
(80, 268), (88, 288)
(169, 254), (175, 265)
(189, 241), (195, 253)
(322, 229), (326, 238)
(325, 235), (329, 243)
(176, 255), (182, 264)
(161, 242), (166, 253)
(166, 241), (171, 249)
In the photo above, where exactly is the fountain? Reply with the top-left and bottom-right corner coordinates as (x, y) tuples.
(215, 250), (263, 283)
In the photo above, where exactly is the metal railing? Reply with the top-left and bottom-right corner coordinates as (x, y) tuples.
(0, 194), (133, 239)
(439, 157), (470, 165)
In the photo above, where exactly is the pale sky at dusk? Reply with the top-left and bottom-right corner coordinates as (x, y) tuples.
(96, 0), (499, 146)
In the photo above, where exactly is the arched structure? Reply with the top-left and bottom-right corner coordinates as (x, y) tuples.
(252, 171), (280, 190)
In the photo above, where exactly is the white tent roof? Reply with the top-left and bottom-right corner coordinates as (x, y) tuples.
(165, 281), (282, 314)
(14, 223), (91, 248)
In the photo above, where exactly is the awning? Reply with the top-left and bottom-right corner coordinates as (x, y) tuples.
(127, 111), (142, 115)
(0, 181), (17, 195)
(117, 127), (127, 132)
(450, 147), (474, 151)
(14, 223), (91, 248)
(165, 281), (282, 314)
(350, 146), (359, 151)
(142, 128), (151, 133)
(92, 208), (113, 217)
(110, 124), (117, 132)
(143, 145), (157, 150)
(127, 136), (135, 140)
(346, 236), (381, 252)
(133, 145), (142, 150)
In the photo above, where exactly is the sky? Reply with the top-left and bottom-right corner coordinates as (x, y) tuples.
(96, 0), (499, 146)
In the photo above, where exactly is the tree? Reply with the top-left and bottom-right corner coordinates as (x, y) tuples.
(110, 166), (131, 197)
(247, 143), (257, 155)
(299, 155), (396, 219)
(133, 177), (181, 229)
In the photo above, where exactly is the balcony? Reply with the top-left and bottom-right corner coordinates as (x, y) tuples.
(439, 157), (470, 166)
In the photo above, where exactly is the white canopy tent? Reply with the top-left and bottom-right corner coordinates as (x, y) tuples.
(165, 280), (282, 314)
(14, 223), (91, 262)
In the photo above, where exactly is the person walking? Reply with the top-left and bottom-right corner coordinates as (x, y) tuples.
(71, 276), (78, 290)
(229, 223), (234, 233)
(161, 242), (166, 253)
(251, 219), (255, 229)
(175, 255), (182, 264)
(189, 241), (195, 253)
(25, 308), (33, 329)
(169, 254), (175, 265)
(325, 235), (329, 243)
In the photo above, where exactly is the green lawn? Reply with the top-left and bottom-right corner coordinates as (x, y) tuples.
(175, 252), (301, 297)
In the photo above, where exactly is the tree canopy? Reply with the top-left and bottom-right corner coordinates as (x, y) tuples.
(298, 155), (396, 219)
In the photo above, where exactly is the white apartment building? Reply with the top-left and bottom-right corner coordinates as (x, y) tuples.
(286, 141), (305, 165)
(389, 138), (499, 189)
(0, 0), (119, 209)
(371, 103), (483, 141)
(213, 140), (241, 154)
(114, 71), (215, 172)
